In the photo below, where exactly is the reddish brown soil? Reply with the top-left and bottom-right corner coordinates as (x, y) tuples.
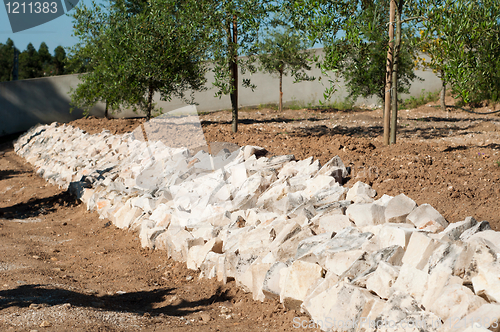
(1, 96), (499, 331)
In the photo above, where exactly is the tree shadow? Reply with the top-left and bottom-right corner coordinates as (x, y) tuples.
(201, 116), (324, 126)
(0, 190), (79, 219)
(0, 283), (232, 317)
(0, 169), (27, 180)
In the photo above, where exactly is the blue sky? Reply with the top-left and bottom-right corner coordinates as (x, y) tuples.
(0, 0), (103, 53)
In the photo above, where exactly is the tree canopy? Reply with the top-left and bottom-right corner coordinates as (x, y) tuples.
(69, 0), (213, 119)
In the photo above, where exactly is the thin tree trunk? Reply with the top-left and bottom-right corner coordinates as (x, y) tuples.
(105, 100), (109, 119)
(147, 83), (154, 121)
(390, 1), (402, 145)
(279, 69), (283, 113)
(440, 69), (446, 110)
(383, 0), (395, 146)
(230, 15), (238, 133)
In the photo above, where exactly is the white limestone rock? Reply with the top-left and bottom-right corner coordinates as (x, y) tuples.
(402, 231), (441, 270)
(406, 203), (448, 233)
(314, 212), (354, 235)
(251, 260), (273, 301)
(262, 261), (288, 300)
(384, 193), (417, 223)
(439, 216), (478, 241)
(391, 263), (429, 302)
(243, 145), (267, 161)
(443, 304), (500, 332)
(346, 202), (386, 227)
(377, 223), (416, 250)
(346, 181), (377, 204)
(315, 155), (348, 184)
(460, 221), (492, 241)
(302, 281), (382, 331)
(465, 229), (500, 253)
(365, 261), (400, 299)
(424, 241), (475, 278)
(279, 260), (324, 310)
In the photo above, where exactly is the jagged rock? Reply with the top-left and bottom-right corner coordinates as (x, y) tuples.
(313, 212), (354, 235)
(346, 181), (376, 203)
(243, 145), (267, 161)
(346, 202), (386, 227)
(443, 304), (500, 332)
(439, 216), (477, 241)
(262, 261), (288, 300)
(301, 281), (383, 331)
(279, 260), (324, 311)
(384, 193), (417, 223)
(402, 231), (441, 270)
(315, 155), (348, 184)
(365, 261), (400, 299)
(377, 223), (416, 250)
(68, 181), (92, 200)
(406, 203), (448, 233)
(251, 259), (273, 301)
(391, 263), (429, 302)
(460, 221), (492, 241)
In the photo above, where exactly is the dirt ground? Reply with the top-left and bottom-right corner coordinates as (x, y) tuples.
(1, 96), (500, 331)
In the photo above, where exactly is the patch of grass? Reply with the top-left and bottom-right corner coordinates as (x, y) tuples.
(399, 89), (440, 110)
(318, 98), (355, 111)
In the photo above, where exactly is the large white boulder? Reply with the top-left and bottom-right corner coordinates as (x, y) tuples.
(346, 181), (377, 204)
(384, 193), (417, 223)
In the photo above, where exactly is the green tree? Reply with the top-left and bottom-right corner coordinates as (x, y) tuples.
(70, 0), (212, 120)
(326, 0), (419, 102)
(0, 39), (15, 81)
(38, 42), (53, 76)
(414, 0), (500, 105)
(19, 43), (41, 79)
(53, 46), (66, 75)
(208, 0), (276, 133)
(258, 28), (315, 112)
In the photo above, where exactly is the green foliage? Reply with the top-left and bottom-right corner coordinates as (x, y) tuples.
(19, 43), (41, 79)
(53, 46), (66, 75)
(416, 0), (500, 104)
(259, 28), (315, 82)
(38, 42), (53, 76)
(69, 0), (212, 119)
(323, 0), (420, 102)
(0, 39), (15, 81)
(399, 89), (440, 110)
(258, 27), (315, 111)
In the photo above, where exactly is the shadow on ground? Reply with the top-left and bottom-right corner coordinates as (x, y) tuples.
(0, 191), (79, 219)
(0, 284), (232, 317)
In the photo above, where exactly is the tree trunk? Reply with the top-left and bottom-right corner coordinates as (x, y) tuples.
(230, 15), (239, 133)
(440, 69), (446, 110)
(390, 1), (402, 145)
(383, 0), (395, 146)
(105, 100), (109, 119)
(147, 83), (154, 121)
(279, 69), (283, 113)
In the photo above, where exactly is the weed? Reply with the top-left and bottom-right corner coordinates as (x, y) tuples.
(399, 89), (440, 110)
(495, 160), (500, 167)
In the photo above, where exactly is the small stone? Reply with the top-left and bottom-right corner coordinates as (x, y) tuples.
(186, 276), (193, 281)
(39, 321), (51, 327)
(200, 313), (211, 322)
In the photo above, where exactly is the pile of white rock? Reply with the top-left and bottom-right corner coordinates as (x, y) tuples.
(15, 123), (500, 332)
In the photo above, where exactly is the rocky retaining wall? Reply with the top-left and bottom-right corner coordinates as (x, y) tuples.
(14, 123), (500, 332)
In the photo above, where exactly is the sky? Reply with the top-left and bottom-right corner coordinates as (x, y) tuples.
(0, 0), (104, 53)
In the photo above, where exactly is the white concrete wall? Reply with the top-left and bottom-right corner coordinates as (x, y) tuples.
(0, 48), (442, 136)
